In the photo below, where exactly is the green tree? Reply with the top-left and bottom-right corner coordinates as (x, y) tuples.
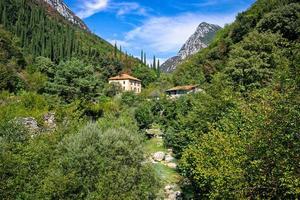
(135, 102), (154, 129)
(41, 123), (159, 199)
(225, 31), (288, 92)
(0, 63), (25, 92)
(45, 59), (102, 102)
(245, 93), (300, 199)
(180, 128), (248, 199)
(257, 3), (300, 41)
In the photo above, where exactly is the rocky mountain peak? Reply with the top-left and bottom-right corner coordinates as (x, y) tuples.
(161, 22), (221, 73)
(43, 0), (89, 31)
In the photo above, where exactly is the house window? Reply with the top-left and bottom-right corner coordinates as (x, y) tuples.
(123, 81), (125, 85)
(123, 87), (125, 90)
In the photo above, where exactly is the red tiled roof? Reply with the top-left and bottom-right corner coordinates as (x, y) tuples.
(109, 73), (141, 82)
(166, 85), (198, 92)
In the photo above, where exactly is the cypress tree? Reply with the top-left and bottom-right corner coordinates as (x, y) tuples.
(157, 59), (161, 77)
(114, 42), (117, 58)
(141, 50), (144, 62)
(153, 56), (156, 69)
(144, 53), (147, 65)
(2, 6), (7, 27)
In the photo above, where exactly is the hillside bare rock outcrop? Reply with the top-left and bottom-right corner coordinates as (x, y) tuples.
(42, 0), (89, 31)
(161, 22), (221, 72)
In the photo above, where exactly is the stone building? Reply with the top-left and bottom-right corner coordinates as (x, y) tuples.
(109, 73), (142, 93)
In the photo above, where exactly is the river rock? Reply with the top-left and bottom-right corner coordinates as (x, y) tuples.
(153, 151), (165, 162)
(164, 184), (181, 200)
(165, 154), (174, 162)
(167, 162), (177, 169)
(145, 128), (163, 137)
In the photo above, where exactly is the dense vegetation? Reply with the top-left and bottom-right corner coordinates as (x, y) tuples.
(0, 0), (162, 199)
(0, 0), (159, 93)
(0, 0), (299, 199)
(134, 0), (300, 198)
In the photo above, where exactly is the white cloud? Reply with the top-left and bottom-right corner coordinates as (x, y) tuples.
(76, 0), (109, 19)
(121, 12), (236, 54)
(115, 2), (147, 17)
(75, 0), (148, 19)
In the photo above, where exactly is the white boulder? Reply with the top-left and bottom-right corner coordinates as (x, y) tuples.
(152, 151), (165, 162)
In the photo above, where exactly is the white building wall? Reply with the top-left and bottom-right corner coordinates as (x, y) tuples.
(109, 79), (142, 93)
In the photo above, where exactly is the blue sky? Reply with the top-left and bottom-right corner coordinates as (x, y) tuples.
(64, 0), (255, 63)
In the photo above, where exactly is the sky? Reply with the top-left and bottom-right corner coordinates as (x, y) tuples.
(64, 0), (256, 63)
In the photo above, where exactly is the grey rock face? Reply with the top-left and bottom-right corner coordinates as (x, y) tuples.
(161, 22), (221, 73)
(43, 0), (89, 31)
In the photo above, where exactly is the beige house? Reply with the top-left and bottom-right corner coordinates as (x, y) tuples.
(109, 73), (142, 93)
(165, 85), (202, 98)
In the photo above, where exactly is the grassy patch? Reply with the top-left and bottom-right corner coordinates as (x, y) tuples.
(153, 163), (181, 184)
(144, 137), (166, 154)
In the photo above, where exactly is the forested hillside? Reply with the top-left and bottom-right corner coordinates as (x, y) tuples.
(0, 0), (158, 87)
(135, 0), (300, 198)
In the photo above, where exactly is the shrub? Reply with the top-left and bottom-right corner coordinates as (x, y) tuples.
(135, 102), (154, 129)
(40, 123), (160, 199)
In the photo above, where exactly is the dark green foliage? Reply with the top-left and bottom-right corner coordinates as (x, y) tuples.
(45, 59), (102, 102)
(245, 92), (300, 198)
(257, 3), (300, 41)
(40, 123), (159, 199)
(29, 56), (55, 76)
(0, 120), (28, 143)
(103, 82), (122, 97)
(226, 31), (288, 92)
(0, 116), (160, 199)
(0, 27), (26, 68)
(180, 129), (248, 199)
(135, 102), (154, 129)
(153, 55), (156, 69)
(121, 91), (141, 107)
(132, 64), (158, 87)
(0, 63), (26, 92)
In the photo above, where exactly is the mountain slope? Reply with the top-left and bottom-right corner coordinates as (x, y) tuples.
(161, 22), (221, 73)
(0, 0), (142, 68)
(43, 0), (89, 31)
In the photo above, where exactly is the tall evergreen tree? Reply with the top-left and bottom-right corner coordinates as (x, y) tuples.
(2, 6), (7, 27)
(153, 56), (156, 69)
(157, 59), (160, 77)
(140, 50), (143, 62)
(144, 53), (147, 65)
(114, 42), (117, 58)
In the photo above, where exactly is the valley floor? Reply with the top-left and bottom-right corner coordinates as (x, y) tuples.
(143, 131), (182, 200)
